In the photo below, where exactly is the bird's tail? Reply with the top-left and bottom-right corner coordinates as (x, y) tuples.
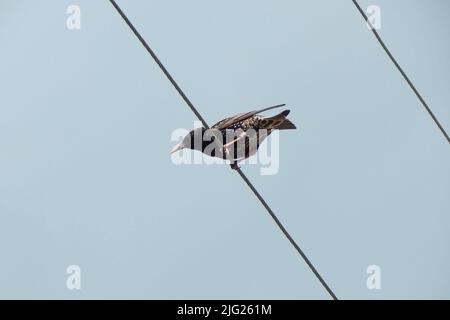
(266, 109), (296, 130)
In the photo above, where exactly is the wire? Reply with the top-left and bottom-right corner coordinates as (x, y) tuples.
(235, 169), (338, 299)
(108, 0), (209, 129)
(108, 0), (338, 300)
(351, 0), (450, 144)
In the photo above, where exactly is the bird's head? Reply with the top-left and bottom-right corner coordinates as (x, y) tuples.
(170, 127), (207, 154)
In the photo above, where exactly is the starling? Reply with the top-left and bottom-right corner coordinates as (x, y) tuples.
(170, 104), (296, 169)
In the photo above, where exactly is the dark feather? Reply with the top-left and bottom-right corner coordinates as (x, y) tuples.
(212, 104), (285, 130)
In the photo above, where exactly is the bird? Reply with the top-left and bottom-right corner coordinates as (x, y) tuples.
(170, 104), (296, 169)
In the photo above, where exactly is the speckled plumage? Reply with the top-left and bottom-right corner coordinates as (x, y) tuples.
(171, 105), (296, 168)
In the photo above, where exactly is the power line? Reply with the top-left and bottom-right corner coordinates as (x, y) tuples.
(351, 0), (450, 144)
(235, 169), (338, 299)
(108, 0), (338, 300)
(108, 0), (209, 129)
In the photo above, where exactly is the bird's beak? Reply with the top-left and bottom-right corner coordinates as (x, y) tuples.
(170, 143), (184, 154)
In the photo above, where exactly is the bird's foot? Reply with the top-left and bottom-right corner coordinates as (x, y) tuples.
(230, 162), (239, 170)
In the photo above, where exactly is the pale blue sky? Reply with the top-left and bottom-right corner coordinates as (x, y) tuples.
(0, 0), (449, 299)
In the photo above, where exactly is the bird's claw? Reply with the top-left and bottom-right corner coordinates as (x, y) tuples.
(230, 162), (239, 170)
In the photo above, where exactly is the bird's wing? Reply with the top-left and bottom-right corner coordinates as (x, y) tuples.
(212, 104), (285, 130)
